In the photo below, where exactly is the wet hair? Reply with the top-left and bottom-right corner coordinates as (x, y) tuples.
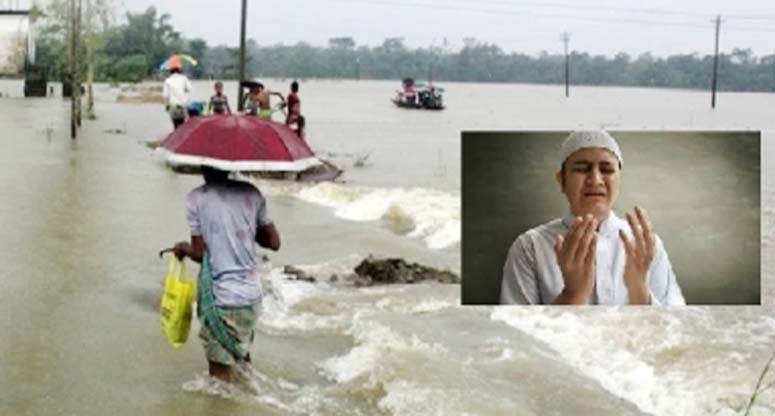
(291, 81), (299, 92)
(202, 165), (229, 183)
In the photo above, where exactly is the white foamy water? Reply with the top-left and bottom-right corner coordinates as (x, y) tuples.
(258, 180), (461, 250)
(492, 307), (775, 416)
(3, 80), (775, 416)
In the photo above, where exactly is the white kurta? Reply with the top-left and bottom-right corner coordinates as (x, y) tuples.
(500, 212), (685, 305)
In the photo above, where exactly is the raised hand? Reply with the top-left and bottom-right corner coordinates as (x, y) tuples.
(618, 206), (655, 304)
(553, 214), (598, 304)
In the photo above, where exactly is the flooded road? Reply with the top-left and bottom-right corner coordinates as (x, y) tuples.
(0, 79), (774, 415)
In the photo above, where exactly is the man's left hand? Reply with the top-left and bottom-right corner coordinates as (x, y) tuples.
(618, 206), (654, 304)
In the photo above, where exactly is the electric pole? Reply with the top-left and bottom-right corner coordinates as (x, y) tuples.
(86, 0), (95, 119)
(237, 0), (247, 111)
(75, 0), (82, 127)
(711, 15), (722, 109)
(561, 32), (570, 98)
(69, 0), (76, 139)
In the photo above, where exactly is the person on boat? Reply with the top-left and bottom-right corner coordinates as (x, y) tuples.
(500, 130), (685, 305)
(285, 81), (300, 125)
(402, 80), (416, 105)
(163, 65), (193, 129)
(172, 165), (281, 383)
(208, 81), (232, 115)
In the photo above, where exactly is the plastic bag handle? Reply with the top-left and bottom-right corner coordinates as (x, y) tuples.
(166, 255), (185, 280)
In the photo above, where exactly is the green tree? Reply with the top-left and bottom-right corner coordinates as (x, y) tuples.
(103, 7), (180, 77)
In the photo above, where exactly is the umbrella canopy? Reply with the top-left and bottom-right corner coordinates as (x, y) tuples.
(159, 115), (321, 172)
(159, 54), (198, 71)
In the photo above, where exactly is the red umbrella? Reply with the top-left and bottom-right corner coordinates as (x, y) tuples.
(159, 115), (321, 171)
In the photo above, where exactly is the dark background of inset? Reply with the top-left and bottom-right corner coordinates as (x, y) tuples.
(462, 131), (761, 305)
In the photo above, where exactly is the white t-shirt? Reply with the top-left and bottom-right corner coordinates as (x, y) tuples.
(186, 180), (272, 307)
(163, 73), (193, 107)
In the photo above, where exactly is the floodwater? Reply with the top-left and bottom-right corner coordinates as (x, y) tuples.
(0, 79), (774, 415)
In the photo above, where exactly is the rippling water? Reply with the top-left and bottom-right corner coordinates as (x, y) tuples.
(0, 79), (773, 415)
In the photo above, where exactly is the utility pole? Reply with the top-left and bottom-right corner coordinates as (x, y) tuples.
(237, 0), (247, 111)
(428, 40), (434, 84)
(75, 0), (82, 127)
(710, 15), (722, 109)
(69, 0), (76, 139)
(561, 32), (570, 98)
(355, 57), (360, 81)
(85, 0), (95, 119)
(429, 56), (433, 84)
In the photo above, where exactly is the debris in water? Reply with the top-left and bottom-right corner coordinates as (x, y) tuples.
(281, 255), (459, 286)
(353, 150), (373, 168)
(353, 255), (459, 285)
(145, 139), (162, 149)
(283, 265), (317, 283)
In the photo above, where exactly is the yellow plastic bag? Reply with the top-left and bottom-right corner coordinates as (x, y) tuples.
(160, 256), (196, 349)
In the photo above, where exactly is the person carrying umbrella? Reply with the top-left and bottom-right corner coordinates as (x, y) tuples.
(171, 164), (281, 383)
(163, 64), (193, 129)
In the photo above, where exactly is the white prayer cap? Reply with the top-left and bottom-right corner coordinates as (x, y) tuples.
(559, 130), (623, 168)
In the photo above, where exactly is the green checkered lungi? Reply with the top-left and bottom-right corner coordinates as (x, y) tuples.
(197, 254), (259, 365)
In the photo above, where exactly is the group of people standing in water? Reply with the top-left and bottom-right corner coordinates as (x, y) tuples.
(162, 66), (305, 139)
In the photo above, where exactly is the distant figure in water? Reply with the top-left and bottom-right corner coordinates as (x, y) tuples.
(256, 84), (272, 120)
(286, 102), (305, 140)
(163, 65), (192, 129)
(172, 165), (281, 383)
(207, 81), (231, 115)
(285, 80), (300, 125)
(243, 83), (263, 117)
(285, 81), (304, 139)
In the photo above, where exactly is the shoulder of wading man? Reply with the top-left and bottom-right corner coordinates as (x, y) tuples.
(185, 181), (274, 306)
(185, 181), (273, 258)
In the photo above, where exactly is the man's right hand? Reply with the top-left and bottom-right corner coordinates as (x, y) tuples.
(553, 215), (598, 304)
(173, 241), (190, 260)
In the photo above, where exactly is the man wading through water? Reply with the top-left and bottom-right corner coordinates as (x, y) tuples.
(172, 166), (280, 382)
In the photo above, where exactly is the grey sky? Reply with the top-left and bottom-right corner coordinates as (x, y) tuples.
(25, 0), (775, 56)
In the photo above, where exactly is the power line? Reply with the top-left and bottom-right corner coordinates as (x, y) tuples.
(337, 0), (708, 28)
(335, 0), (775, 32)
(435, 0), (721, 19)
(420, 0), (775, 21)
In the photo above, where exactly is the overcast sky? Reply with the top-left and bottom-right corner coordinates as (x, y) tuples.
(21, 0), (775, 56)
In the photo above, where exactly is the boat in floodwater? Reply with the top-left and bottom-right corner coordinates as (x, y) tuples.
(391, 78), (445, 110)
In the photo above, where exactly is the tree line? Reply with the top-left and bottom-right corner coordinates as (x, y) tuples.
(34, 5), (775, 92)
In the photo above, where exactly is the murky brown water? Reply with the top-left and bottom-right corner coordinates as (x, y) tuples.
(0, 79), (774, 415)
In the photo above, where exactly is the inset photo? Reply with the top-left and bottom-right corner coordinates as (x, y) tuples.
(462, 130), (760, 305)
